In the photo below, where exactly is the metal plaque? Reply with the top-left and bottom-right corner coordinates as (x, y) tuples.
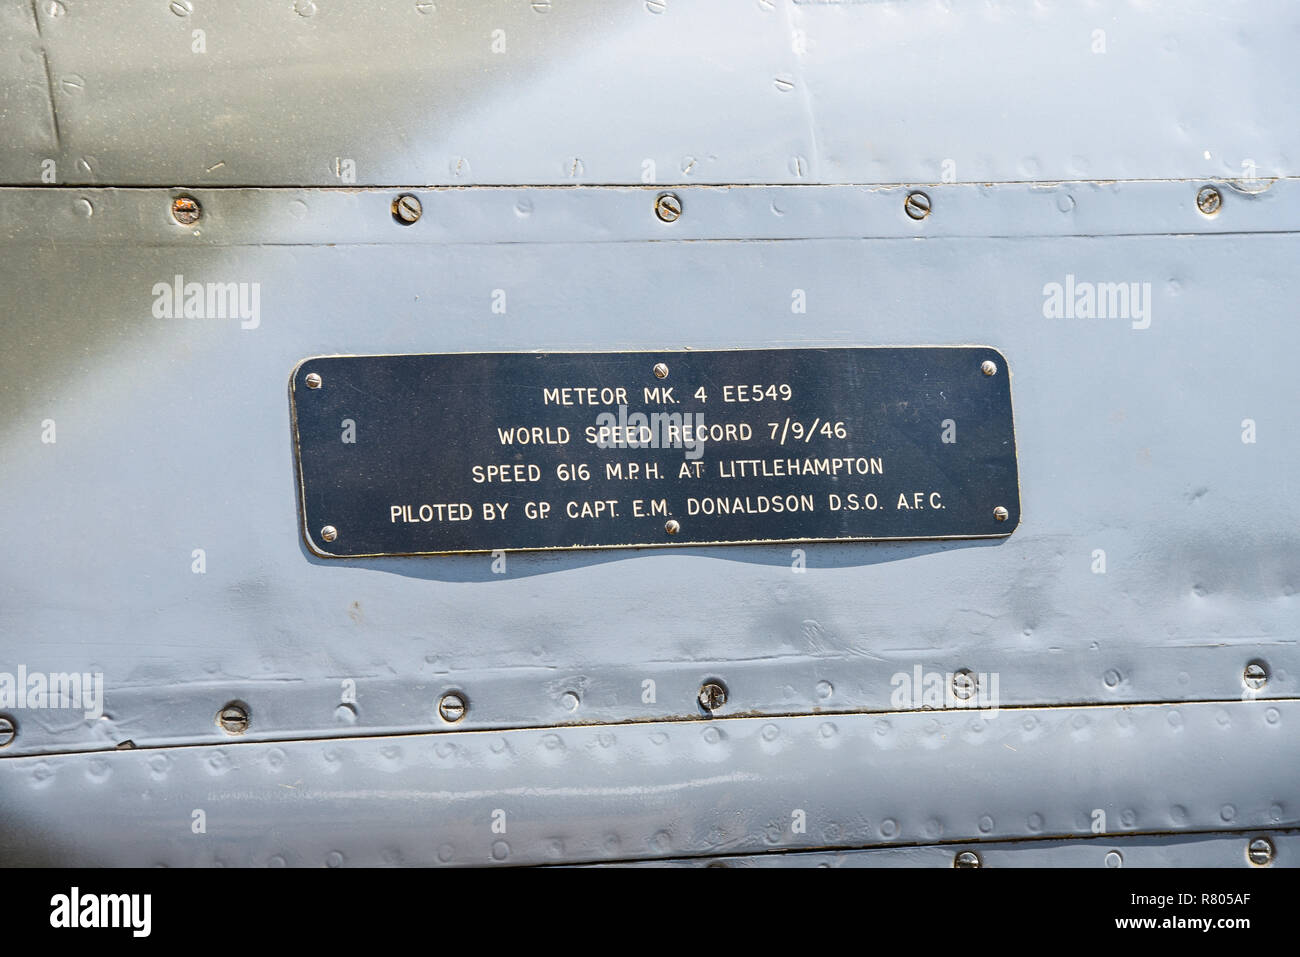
(290, 348), (1020, 557)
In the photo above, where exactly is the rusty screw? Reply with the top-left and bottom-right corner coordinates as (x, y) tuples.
(1196, 185), (1222, 216)
(320, 525), (338, 542)
(655, 192), (682, 223)
(218, 702), (249, 735)
(954, 850), (981, 868)
(438, 692), (466, 723)
(981, 360), (998, 376)
(698, 680), (728, 712)
(993, 506), (1009, 522)
(1244, 661), (1268, 691)
(304, 372), (322, 390)
(905, 191), (931, 221)
(171, 195), (201, 225)
(0, 715), (15, 748)
(664, 519), (680, 535)
(1247, 837), (1275, 866)
(392, 193), (422, 225)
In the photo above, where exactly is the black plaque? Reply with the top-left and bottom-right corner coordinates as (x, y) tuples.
(290, 348), (1019, 557)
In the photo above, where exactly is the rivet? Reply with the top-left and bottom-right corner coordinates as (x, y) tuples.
(1247, 837), (1274, 866)
(320, 525), (338, 542)
(171, 195), (201, 225)
(391, 193), (422, 225)
(218, 702), (249, 735)
(993, 506), (1009, 522)
(305, 372), (322, 389)
(655, 193), (682, 223)
(1196, 185), (1222, 216)
(664, 519), (680, 535)
(698, 680), (727, 712)
(438, 692), (466, 723)
(904, 191), (931, 220)
(1104, 850), (1123, 868)
(981, 359), (998, 376)
(954, 850), (981, 868)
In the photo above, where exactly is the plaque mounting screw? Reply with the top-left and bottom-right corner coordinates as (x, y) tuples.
(438, 692), (467, 723)
(664, 519), (680, 535)
(698, 680), (728, 713)
(993, 506), (1009, 522)
(904, 190), (931, 221)
(305, 372), (322, 389)
(392, 193), (422, 225)
(1247, 837), (1275, 866)
(0, 715), (15, 748)
(171, 195), (201, 225)
(954, 850), (981, 868)
(1243, 661), (1269, 690)
(981, 360), (998, 376)
(1196, 185), (1222, 216)
(951, 669), (977, 700)
(653, 362), (670, 379)
(655, 192), (682, 223)
(218, 702), (249, 735)
(320, 525), (338, 542)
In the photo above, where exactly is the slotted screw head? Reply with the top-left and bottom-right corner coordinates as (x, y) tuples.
(655, 193), (682, 223)
(218, 703), (249, 734)
(1248, 837), (1274, 866)
(0, 715), (15, 748)
(954, 850), (981, 868)
(171, 195), (201, 225)
(1243, 662), (1268, 690)
(1196, 185), (1222, 215)
(439, 693), (466, 722)
(952, 670), (977, 700)
(905, 191), (931, 220)
(698, 681), (727, 712)
(392, 193), (422, 224)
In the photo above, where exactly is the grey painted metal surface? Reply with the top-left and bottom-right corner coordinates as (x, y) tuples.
(1, 182), (1295, 759)
(613, 832), (1299, 868)
(1, 1), (1297, 867)
(1, 0), (1295, 186)
(0, 704), (1294, 866)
